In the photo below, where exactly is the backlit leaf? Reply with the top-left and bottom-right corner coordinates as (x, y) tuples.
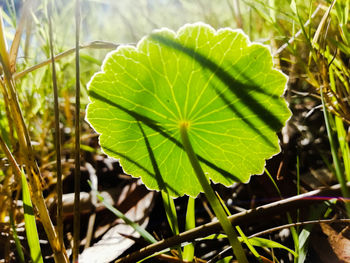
(87, 23), (291, 197)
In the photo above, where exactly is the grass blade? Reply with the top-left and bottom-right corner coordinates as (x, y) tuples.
(244, 237), (297, 257)
(161, 191), (179, 235)
(216, 192), (263, 262)
(21, 170), (44, 263)
(9, 0), (32, 73)
(265, 167), (299, 261)
(204, 233), (296, 258)
(320, 87), (350, 214)
(297, 203), (328, 263)
(13, 41), (119, 80)
(335, 116), (350, 181)
(47, 0), (63, 247)
(89, 182), (157, 244)
(10, 211), (25, 263)
(160, 191), (183, 258)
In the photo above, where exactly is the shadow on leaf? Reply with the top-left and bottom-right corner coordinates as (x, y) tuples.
(149, 34), (286, 136)
(89, 90), (241, 185)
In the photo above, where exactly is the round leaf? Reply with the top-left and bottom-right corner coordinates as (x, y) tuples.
(86, 23), (291, 197)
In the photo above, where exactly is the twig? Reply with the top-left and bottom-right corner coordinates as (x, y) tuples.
(207, 218), (350, 263)
(115, 182), (350, 262)
(250, 218), (350, 238)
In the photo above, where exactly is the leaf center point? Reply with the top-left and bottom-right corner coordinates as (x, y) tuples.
(179, 120), (191, 130)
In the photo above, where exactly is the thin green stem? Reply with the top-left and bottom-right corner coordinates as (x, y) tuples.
(179, 122), (248, 263)
(1, 9), (68, 263)
(266, 168), (299, 261)
(183, 197), (195, 261)
(161, 191), (183, 259)
(10, 210), (25, 263)
(47, 2), (63, 247)
(0, 135), (68, 263)
(73, 0), (81, 261)
(320, 87), (350, 214)
(161, 191), (179, 235)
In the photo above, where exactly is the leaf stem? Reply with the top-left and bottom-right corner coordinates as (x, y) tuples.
(183, 196), (195, 261)
(179, 122), (248, 263)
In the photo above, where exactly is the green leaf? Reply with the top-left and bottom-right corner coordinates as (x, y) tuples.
(87, 22), (291, 197)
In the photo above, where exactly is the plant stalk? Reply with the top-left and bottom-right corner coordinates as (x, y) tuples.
(179, 122), (248, 263)
(0, 135), (68, 263)
(320, 87), (350, 214)
(183, 196), (195, 261)
(0, 11), (68, 263)
(47, 2), (63, 247)
(73, 0), (81, 261)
